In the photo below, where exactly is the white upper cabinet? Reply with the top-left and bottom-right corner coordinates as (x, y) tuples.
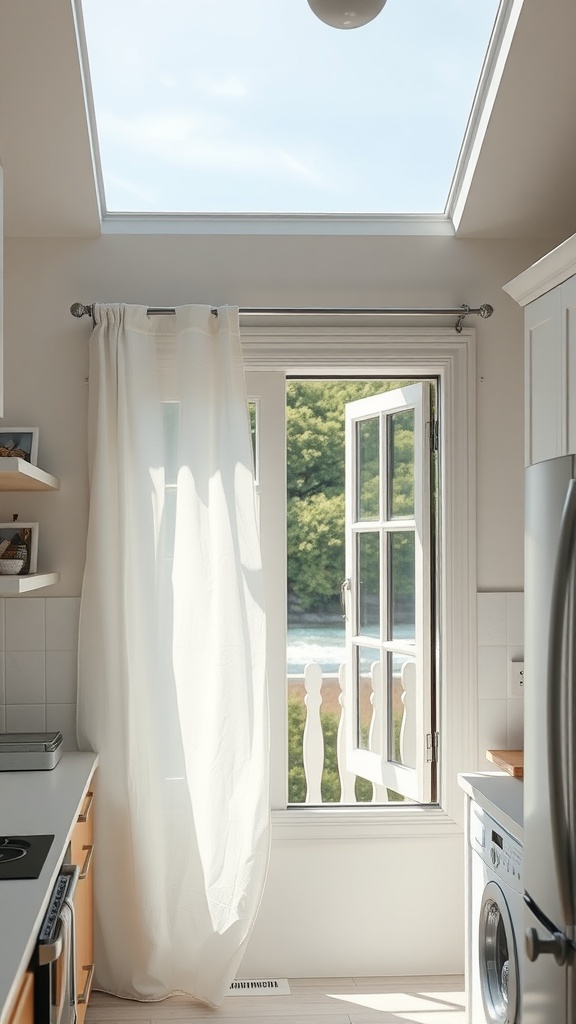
(504, 233), (576, 466)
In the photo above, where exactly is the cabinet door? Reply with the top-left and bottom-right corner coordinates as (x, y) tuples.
(525, 287), (563, 465)
(71, 787), (95, 1024)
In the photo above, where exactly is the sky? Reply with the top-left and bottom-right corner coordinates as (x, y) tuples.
(80, 0), (501, 215)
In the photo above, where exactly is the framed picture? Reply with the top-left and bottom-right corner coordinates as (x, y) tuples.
(0, 429), (39, 465)
(0, 522), (38, 575)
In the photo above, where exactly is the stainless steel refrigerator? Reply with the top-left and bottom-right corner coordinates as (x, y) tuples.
(524, 454), (576, 1022)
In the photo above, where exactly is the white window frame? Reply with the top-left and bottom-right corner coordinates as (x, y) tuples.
(344, 383), (433, 801)
(243, 325), (477, 838)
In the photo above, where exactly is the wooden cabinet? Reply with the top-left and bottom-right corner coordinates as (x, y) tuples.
(504, 234), (576, 467)
(5, 974), (33, 1024)
(71, 786), (95, 1024)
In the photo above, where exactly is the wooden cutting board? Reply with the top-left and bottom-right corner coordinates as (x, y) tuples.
(486, 749), (524, 778)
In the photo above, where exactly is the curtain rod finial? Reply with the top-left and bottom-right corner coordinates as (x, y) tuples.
(70, 303), (92, 318)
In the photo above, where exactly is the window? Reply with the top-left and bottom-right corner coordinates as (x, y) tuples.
(244, 325), (476, 830)
(344, 382), (436, 804)
(282, 378), (437, 806)
(79, 0), (501, 217)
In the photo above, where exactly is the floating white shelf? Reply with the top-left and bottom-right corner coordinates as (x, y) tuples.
(0, 458), (59, 491)
(0, 572), (60, 595)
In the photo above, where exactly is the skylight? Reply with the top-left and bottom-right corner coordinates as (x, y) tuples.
(79, 0), (501, 216)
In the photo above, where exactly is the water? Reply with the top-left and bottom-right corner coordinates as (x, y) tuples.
(287, 625), (345, 674)
(287, 624), (415, 674)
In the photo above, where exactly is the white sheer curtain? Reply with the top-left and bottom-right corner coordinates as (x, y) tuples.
(77, 304), (270, 1008)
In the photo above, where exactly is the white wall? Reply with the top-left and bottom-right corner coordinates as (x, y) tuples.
(4, 232), (552, 592)
(2, 230), (549, 977)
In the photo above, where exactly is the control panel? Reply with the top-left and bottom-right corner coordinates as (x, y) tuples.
(469, 801), (523, 893)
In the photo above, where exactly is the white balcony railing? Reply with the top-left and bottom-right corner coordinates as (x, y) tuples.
(290, 660), (415, 805)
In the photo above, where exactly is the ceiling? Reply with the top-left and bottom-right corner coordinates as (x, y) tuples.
(1, 0), (575, 239)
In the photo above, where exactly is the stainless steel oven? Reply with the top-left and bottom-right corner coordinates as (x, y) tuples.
(34, 864), (79, 1024)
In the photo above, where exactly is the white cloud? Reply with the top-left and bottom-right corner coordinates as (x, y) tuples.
(98, 110), (331, 187)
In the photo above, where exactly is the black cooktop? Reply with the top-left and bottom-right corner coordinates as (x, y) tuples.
(0, 835), (54, 879)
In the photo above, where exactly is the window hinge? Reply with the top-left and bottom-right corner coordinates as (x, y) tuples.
(428, 419), (438, 451)
(426, 732), (439, 763)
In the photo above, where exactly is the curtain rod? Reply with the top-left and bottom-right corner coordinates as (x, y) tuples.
(70, 301), (493, 334)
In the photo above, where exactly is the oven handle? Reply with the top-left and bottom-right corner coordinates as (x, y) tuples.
(61, 864), (79, 903)
(37, 933), (63, 967)
(37, 865), (79, 966)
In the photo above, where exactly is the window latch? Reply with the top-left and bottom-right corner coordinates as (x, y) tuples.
(340, 578), (351, 621)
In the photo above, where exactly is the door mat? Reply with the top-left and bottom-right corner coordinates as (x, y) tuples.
(229, 979), (290, 996)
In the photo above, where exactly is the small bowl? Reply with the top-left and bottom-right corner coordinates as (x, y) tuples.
(0, 559), (25, 575)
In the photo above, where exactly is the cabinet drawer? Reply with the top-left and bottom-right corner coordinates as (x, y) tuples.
(71, 789), (94, 860)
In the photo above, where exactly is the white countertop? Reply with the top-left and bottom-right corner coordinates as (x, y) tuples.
(0, 752), (98, 1024)
(458, 771), (524, 843)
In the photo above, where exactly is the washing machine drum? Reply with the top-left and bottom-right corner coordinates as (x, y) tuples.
(479, 880), (519, 1024)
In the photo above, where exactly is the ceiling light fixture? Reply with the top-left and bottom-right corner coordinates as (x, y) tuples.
(307, 0), (387, 29)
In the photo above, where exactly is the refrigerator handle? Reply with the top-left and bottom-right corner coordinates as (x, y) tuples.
(548, 477), (576, 928)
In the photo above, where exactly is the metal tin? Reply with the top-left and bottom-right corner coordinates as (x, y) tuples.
(0, 731), (63, 770)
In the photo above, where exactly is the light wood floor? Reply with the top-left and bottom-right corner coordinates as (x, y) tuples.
(86, 975), (466, 1024)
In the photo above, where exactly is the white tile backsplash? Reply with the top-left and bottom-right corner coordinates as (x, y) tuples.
(46, 650), (77, 703)
(507, 698), (525, 748)
(0, 598), (79, 749)
(6, 598), (46, 651)
(478, 698), (509, 768)
(46, 702), (78, 751)
(6, 703), (46, 732)
(476, 591), (524, 771)
(46, 598), (80, 651)
(506, 593), (524, 647)
(5, 651), (45, 704)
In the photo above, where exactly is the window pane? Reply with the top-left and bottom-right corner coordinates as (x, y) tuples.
(389, 408), (414, 518)
(389, 652), (416, 769)
(357, 532), (380, 636)
(356, 417), (379, 520)
(356, 645), (379, 751)
(389, 531), (415, 641)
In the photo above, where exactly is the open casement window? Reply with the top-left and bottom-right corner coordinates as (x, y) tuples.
(344, 382), (435, 803)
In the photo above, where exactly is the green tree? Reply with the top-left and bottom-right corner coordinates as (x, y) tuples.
(288, 694), (307, 804)
(287, 379), (411, 613)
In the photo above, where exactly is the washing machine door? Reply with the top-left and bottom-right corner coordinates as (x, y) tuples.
(479, 880), (519, 1024)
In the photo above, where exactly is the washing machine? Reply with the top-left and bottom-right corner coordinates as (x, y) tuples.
(468, 799), (524, 1024)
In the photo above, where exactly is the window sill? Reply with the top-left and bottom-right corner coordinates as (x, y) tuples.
(271, 805), (462, 841)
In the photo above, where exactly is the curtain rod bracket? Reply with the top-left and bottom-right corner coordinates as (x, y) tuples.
(454, 302), (493, 333)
